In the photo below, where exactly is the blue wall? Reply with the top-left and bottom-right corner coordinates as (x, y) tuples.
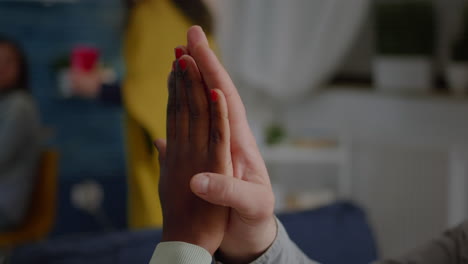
(0, 0), (128, 234)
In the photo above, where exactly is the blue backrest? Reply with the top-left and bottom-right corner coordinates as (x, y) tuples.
(11, 202), (378, 264)
(278, 202), (378, 264)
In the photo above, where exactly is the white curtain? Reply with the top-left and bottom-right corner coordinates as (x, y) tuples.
(216, 0), (370, 102)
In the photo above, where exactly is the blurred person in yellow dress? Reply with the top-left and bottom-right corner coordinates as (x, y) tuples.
(70, 0), (216, 228)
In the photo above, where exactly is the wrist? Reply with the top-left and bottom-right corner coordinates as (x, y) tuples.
(217, 216), (277, 263)
(162, 230), (218, 255)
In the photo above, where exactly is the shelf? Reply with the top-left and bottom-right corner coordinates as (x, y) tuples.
(260, 145), (347, 165)
(286, 87), (468, 148)
(326, 86), (468, 105)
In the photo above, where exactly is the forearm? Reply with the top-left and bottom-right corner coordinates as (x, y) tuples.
(216, 216), (277, 263)
(375, 220), (468, 264)
(246, 218), (318, 264)
(215, 218), (317, 264)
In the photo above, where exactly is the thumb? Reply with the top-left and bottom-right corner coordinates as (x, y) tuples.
(190, 173), (274, 220)
(153, 139), (167, 164)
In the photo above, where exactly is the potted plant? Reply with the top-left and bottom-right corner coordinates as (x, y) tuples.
(373, 1), (435, 94)
(446, 4), (468, 97)
(265, 123), (286, 146)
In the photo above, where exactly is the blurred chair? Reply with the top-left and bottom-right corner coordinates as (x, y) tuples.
(0, 150), (59, 248)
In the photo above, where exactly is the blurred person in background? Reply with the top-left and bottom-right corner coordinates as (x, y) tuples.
(0, 37), (41, 231)
(70, 0), (216, 228)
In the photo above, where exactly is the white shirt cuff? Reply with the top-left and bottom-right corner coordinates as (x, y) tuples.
(149, 241), (213, 264)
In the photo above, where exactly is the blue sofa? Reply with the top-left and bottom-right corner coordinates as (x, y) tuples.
(11, 202), (378, 264)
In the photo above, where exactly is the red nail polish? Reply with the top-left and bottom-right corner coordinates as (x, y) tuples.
(178, 59), (187, 71)
(172, 61), (175, 71)
(210, 90), (218, 102)
(175, 47), (183, 59)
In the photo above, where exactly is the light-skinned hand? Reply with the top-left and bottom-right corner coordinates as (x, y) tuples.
(186, 26), (277, 263)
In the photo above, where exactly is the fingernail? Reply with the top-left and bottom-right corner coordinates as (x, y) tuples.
(175, 47), (183, 59)
(210, 90), (218, 102)
(178, 59), (187, 71)
(192, 174), (209, 194)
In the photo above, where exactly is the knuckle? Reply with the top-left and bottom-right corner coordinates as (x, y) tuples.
(187, 98), (206, 121)
(176, 70), (185, 79)
(189, 107), (202, 120)
(210, 129), (223, 144)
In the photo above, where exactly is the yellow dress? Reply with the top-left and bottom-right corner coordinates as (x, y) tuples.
(123, 0), (214, 228)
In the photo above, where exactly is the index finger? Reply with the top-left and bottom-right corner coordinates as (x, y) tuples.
(187, 26), (256, 148)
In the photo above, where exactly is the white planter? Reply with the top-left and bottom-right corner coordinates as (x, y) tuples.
(446, 63), (468, 97)
(373, 56), (433, 94)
